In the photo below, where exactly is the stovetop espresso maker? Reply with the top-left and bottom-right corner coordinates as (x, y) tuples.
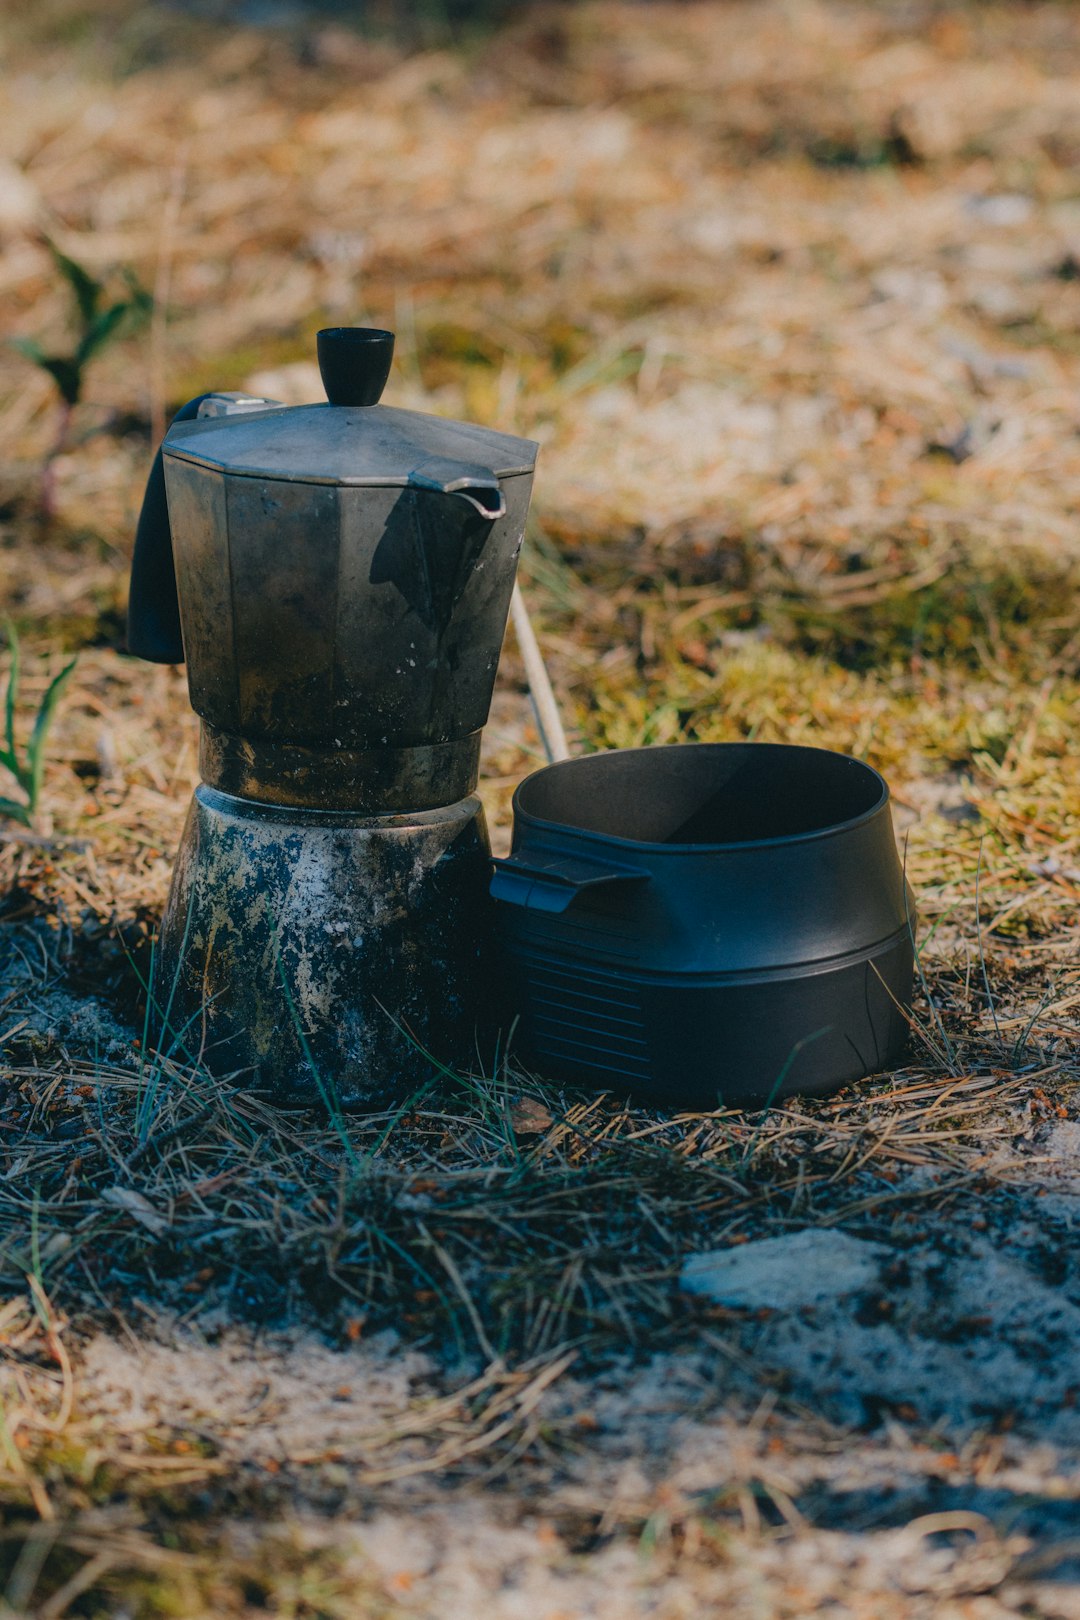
(128, 327), (538, 1105)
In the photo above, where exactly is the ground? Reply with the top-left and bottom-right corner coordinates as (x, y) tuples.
(2, 0), (1080, 1614)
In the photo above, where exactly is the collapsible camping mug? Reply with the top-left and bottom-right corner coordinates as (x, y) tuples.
(490, 742), (914, 1109)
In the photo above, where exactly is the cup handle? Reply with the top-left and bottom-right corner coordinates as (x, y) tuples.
(490, 852), (647, 914)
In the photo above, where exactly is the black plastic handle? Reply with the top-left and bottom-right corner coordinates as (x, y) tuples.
(317, 327), (395, 407)
(126, 394), (216, 664)
(490, 851), (648, 915)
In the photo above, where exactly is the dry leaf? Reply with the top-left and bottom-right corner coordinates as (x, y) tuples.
(101, 1185), (170, 1236)
(509, 1097), (553, 1134)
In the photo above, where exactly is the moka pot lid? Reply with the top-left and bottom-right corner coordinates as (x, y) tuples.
(161, 328), (538, 491)
(163, 401), (538, 487)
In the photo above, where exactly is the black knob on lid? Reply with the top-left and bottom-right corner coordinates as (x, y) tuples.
(317, 327), (395, 406)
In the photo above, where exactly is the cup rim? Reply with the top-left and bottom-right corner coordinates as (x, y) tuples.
(316, 326), (395, 342)
(512, 741), (891, 853)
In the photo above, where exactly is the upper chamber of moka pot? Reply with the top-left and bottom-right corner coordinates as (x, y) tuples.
(127, 327), (539, 813)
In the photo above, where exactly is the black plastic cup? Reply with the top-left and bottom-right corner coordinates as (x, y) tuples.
(491, 743), (915, 1109)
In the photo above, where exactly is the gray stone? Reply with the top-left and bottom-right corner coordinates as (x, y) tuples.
(681, 1229), (889, 1311)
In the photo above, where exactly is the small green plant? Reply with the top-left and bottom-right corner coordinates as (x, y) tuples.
(12, 238), (151, 516)
(0, 623), (77, 828)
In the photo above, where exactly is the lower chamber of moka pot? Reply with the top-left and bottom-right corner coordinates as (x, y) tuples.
(491, 743), (915, 1110)
(152, 786), (495, 1107)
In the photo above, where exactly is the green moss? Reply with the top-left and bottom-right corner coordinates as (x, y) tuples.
(417, 319), (506, 389)
(771, 551), (1080, 675)
(996, 313), (1080, 353)
(805, 133), (915, 170)
(0, 1488), (399, 1618)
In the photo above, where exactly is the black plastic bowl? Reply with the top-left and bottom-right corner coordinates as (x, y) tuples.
(490, 743), (915, 1109)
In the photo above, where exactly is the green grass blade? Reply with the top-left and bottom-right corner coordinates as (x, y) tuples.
(4, 620), (20, 762)
(76, 301), (134, 367)
(25, 656), (76, 816)
(46, 237), (102, 326)
(10, 336), (48, 366)
(0, 794), (31, 827)
(122, 275), (153, 321)
(38, 355), (82, 406)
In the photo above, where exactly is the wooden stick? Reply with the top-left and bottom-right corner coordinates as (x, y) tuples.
(510, 582), (570, 764)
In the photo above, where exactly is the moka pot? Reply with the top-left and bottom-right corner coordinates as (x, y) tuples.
(128, 327), (538, 1106)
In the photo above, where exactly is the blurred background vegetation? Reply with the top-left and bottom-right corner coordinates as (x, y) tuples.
(2, 0), (1080, 894)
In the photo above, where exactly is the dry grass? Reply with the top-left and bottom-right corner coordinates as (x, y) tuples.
(2, 0), (1080, 1614)
(0, 1030), (1041, 1355)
